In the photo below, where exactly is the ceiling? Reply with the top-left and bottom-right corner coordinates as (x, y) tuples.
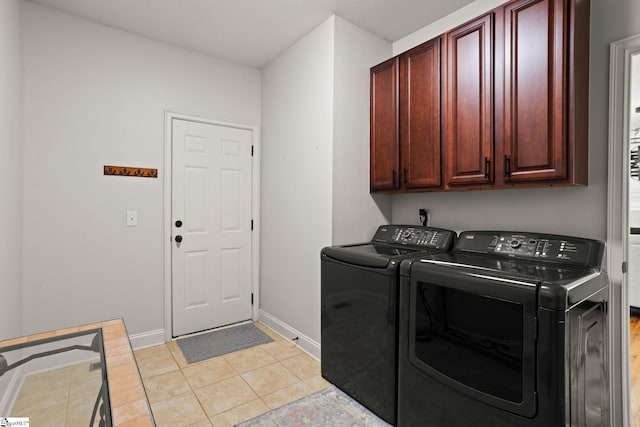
(28, 0), (474, 68)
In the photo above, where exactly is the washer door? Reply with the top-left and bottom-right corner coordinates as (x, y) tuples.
(407, 261), (539, 418)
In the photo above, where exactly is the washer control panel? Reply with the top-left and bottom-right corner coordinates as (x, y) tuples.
(455, 231), (605, 268)
(494, 234), (538, 256)
(373, 225), (455, 250)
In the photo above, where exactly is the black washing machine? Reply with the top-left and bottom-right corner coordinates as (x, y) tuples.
(321, 225), (456, 425)
(397, 230), (609, 426)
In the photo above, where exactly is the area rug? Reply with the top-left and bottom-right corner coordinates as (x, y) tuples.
(177, 323), (273, 364)
(235, 386), (391, 427)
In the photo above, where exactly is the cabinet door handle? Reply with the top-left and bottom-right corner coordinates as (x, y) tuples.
(392, 169), (397, 186)
(484, 157), (490, 179)
(403, 168), (409, 185)
(504, 155), (511, 178)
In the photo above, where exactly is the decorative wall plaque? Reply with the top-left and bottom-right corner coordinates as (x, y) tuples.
(103, 165), (158, 178)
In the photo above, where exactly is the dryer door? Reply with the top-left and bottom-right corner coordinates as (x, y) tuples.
(407, 261), (539, 418)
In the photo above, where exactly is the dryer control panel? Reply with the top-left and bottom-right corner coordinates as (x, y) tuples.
(372, 225), (455, 250)
(455, 231), (605, 268)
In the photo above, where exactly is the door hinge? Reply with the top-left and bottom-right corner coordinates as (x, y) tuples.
(251, 145), (254, 156)
(251, 219), (254, 230)
(251, 293), (254, 305)
(623, 261), (628, 273)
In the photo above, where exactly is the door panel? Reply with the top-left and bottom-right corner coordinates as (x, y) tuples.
(401, 38), (442, 189)
(444, 14), (494, 186)
(503, 0), (567, 182)
(221, 169), (242, 230)
(184, 167), (207, 231)
(172, 119), (252, 337)
(370, 58), (400, 191)
(184, 251), (207, 307)
(221, 248), (242, 300)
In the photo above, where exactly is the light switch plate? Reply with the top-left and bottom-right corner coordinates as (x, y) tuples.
(126, 210), (138, 227)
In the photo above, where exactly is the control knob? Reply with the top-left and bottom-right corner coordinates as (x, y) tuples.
(510, 239), (521, 249)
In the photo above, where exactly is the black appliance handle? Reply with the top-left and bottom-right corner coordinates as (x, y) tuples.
(410, 261), (539, 300)
(321, 247), (393, 270)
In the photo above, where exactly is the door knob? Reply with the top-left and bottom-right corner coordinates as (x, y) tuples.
(175, 220), (182, 228)
(175, 235), (183, 243)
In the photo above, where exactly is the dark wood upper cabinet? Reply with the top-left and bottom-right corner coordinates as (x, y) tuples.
(500, 0), (589, 185)
(370, 57), (400, 191)
(370, 39), (442, 193)
(444, 14), (494, 187)
(400, 38), (442, 190)
(369, 0), (589, 193)
(502, 0), (567, 182)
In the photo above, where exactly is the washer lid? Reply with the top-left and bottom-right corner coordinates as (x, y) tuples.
(404, 253), (607, 310)
(322, 243), (424, 268)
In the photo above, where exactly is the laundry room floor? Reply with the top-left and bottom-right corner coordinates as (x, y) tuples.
(135, 323), (329, 427)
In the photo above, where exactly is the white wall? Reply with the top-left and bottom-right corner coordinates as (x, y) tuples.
(21, 2), (261, 337)
(592, 0), (640, 241)
(332, 17), (392, 245)
(393, 0), (506, 55)
(627, 45), (640, 307)
(260, 17), (335, 345)
(0, 0), (23, 412)
(388, 0), (640, 242)
(0, 0), (23, 342)
(260, 15), (394, 347)
(629, 54), (640, 215)
(632, 54), (640, 133)
(628, 234), (640, 308)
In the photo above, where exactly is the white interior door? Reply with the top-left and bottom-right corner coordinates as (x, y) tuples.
(171, 118), (252, 337)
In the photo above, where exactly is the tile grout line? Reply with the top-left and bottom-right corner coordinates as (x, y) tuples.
(138, 323), (324, 426)
(170, 342), (212, 425)
(138, 344), (207, 424)
(172, 336), (270, 424)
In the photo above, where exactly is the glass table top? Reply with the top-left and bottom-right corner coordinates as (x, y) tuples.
(0, 319), (154, 426)
(0, 328), (110, 426)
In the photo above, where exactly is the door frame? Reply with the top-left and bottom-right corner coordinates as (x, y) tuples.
(163, 111), (261, 341)
(607, 34), (640, 427)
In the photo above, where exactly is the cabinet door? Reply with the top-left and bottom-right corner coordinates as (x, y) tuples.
(400, 38), (442, 189)
(503, 0), (567, 182)
(444, 14), (494, 187)
(370, 58), (400, 192)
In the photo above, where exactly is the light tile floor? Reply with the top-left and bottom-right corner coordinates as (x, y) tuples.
(11, 360), (104, 426)
(135, 323), (330, 427)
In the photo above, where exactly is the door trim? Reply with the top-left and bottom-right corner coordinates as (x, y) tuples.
(607, 34), (640, 427)
(163, 111), (260, 341)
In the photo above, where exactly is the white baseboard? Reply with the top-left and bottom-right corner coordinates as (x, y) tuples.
(258, 310), (320, 360)
(128, 329), (165, 351)
(0, 366), (24, 416)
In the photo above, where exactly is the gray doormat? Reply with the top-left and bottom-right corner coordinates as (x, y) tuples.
(177, 323), (273, 364)
(235, 386), (391, 426)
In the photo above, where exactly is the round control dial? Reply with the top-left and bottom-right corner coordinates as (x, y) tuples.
(402, 230), (412, 239)
(510, 239), (521, 248)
